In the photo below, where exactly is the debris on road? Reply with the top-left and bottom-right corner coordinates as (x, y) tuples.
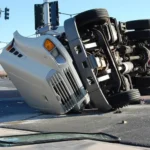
(121, 120), (128, 124)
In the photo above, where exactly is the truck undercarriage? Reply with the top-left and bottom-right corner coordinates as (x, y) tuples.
(1, 7), (150, 114)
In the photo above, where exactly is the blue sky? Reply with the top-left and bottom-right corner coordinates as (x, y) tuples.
(0, 0), (150, 49)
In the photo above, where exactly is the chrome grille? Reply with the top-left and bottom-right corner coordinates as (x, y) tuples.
(64, 68), (81, 99)
(50, 73), (75, 111)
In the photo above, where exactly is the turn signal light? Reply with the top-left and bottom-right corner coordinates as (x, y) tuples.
(44, 39), (55, 51)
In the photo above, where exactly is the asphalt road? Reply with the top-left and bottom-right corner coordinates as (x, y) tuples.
(1, 78), (150, 147)
(1, 98), (150, 146)
(0, 78), (16, 89)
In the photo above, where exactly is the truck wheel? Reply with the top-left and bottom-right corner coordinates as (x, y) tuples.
(132, 76), (150, 88)
(138, 87), (150, 95)
(126, 30), (150, 40)
(126, 19), (150, 30)
(75, 9), (109, 28)
(107, 89), (141, 109)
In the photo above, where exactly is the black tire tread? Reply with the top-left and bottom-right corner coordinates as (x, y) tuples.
(126, 19), (150, 30)
(139, 87), (150, 95)
(75, 8), (109, 28)
(108, 89), (141, 108)
(132, 76), (150, 88)
(126, 30), (150, 40)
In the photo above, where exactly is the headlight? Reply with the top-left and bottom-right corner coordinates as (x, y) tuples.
(51, 48), (59, 58)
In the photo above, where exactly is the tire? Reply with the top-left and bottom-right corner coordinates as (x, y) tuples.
(126, 20), (150, 30)
(75, 9), (109, 28)
(126, 30), (150, 40)
(138, 87), (150, 95)
(132, 76), (150, 88)
(107, 89), (141, 109)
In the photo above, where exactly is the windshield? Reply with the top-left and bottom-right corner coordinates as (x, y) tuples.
(1, 0), (150, 149)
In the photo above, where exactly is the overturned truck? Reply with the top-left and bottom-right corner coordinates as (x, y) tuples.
(0, 8), (150, 114)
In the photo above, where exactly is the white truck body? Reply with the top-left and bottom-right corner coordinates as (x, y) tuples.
(0, 31), (90, 114)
